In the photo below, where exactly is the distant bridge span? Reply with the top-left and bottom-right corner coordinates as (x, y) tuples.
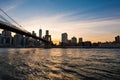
(0, 20), (50, 43)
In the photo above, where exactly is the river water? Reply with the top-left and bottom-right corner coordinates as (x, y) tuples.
(0, 48), (120, 80)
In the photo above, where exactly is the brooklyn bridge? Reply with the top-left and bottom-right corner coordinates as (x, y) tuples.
(0, 8), (51, 46)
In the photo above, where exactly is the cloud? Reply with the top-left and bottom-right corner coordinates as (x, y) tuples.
(18, 12), (120, 43)
(3, 4), (17, 12)
(0, 0), (23, 12)
(60, 6), (120, 23)
(0, 0), (120, 44)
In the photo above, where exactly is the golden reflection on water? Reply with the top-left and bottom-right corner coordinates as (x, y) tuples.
(0, 48), (120, 80)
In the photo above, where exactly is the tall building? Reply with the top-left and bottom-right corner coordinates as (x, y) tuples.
(23, 36), (27, 47)
(46, 30), (49, 35)
(71, 36), (77, 44)
(44, 30), (51, 41)
(61, 33), (68, 43)
(32, 31), (37, 46)
(32, 31), (36, 36)
(13, 33), (23, 47)
(1, 30), (12, 47)
(78, 37), (83, 46)
(79, 37), (83, 43)
(115, 35), (120, 43)
(39, 29), (42, 38)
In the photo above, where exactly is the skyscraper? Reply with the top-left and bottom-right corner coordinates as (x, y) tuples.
(32, 31), (37, 46)
(46, 30), (49, 35)
(115, 35), (120, 43)
(1, 30), (12, 46)
(39, 29), (42, 38)
(78, 37), (83, 46)
(61, 33), (68, 43)
(45, 30), (51, 41)
(13, 33), (23, 47)
(71, 36), (77, 44)
(32, 31), (36, 36)
(79, 37), (83, 43)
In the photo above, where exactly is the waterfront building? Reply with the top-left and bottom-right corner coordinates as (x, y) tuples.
(23, 36), (27, 47)
(32, 31), (36, 36)
(1, 30), (12, 47)
(28, 37), (35, 47)
(115, 35), (120, 43)
(13, 33), (23, 47)
(83, 41), (92, 47)
(98, 42), (120, 48)
(78, 37), (83, 46)
(32, 31), (38, 46)
(46, 30), (49, 35)
(44, 30), (51, 41)
(79, 37), (83, 43)
(39, 29), (43, 46)
(71, 36), (77, 44)
(24, 36), (30, 47)
(61, 33), (68, 44)
(39, 29), (42, 38)
(68, 40), (71, 44)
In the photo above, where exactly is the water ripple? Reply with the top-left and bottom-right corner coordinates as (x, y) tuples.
(0, 48), (120, 80)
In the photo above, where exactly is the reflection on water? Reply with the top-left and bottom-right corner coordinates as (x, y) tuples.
(0, 48), (120, 80)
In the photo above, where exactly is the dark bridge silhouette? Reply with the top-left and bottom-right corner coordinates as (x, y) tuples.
(0, 21), (49, 43)
(0, 9), (50, 44)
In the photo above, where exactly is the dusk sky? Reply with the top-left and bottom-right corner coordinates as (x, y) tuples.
(0, 0), (120, 44)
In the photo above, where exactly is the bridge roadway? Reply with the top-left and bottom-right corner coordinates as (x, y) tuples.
(0, 20), (50, 43)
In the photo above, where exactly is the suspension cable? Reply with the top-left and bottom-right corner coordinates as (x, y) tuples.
(0, 14), (11, 23)
(0, 8), (22, 27)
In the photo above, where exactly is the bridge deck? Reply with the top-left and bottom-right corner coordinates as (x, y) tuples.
(0, 20), (49, 43)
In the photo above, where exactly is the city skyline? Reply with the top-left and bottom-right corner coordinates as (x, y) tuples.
(0, 28), (119, 48)
(0, 0), (120, 44)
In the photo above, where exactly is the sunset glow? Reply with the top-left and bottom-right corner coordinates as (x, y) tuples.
(0, 0), (120, 44)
